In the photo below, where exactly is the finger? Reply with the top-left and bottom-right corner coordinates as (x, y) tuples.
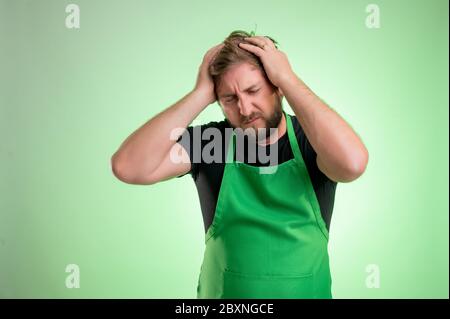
(214, 43), (225, 50)
(212, 43), (224, 56)
(238, 42), (264, 56)
(244, 36), (274, 49)
(242, 36), (266, 48)
(208, 43), (224, 55)
(205, 44), (224, 60)
(206, 44), (224, 64)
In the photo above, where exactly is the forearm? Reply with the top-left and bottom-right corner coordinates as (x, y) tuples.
(111, 89), (210, 180)
(279, 73), (368, 182)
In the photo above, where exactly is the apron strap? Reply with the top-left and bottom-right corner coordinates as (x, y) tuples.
(284, 111), (303, 162)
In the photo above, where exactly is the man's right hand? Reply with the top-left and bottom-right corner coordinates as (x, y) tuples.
(193, 43), (224, 106)
(111, 43), (225, 185)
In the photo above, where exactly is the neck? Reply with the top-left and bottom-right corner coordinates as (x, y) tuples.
(257, 112), (287, 146)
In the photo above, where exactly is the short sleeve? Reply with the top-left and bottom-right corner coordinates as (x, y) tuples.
(176, 120), (227, 180)
(176, 126), (199, 179)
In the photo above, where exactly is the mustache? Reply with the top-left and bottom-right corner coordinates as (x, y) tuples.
(242, 113), (263, 124)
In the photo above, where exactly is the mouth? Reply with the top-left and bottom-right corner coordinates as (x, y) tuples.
(244, 117), (260, 125)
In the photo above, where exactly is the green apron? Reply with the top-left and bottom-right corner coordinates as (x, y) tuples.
(196, 112), (332, 298)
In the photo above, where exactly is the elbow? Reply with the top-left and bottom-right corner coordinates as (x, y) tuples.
(111, 153), (157, 185)
(342, 147), (369, 182)
(111, 153), (137, 184)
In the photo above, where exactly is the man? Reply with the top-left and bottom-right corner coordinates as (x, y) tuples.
(111, 30), (369, 298)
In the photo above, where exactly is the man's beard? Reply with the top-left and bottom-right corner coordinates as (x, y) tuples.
(227, 98), (283, 142)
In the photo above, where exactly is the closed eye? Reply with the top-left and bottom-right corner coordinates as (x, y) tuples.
(224, 88), (260, 103)
(225, 97), (236, 103)
(248, 89), (259, 94)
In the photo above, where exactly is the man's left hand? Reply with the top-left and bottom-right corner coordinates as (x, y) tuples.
(238, 35), (295, 88)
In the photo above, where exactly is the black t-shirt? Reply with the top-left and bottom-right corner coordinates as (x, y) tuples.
(177, 113), (337, 234)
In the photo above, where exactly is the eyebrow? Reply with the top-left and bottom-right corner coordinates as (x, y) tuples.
(220, 83), (261, 99)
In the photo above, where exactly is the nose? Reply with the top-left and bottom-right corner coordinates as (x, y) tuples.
(237, 96), (253, 117)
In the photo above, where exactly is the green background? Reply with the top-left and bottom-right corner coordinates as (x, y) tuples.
(0, 0), (448, 298)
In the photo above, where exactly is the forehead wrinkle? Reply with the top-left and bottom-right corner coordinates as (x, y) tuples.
(218, 63), (263, 98)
